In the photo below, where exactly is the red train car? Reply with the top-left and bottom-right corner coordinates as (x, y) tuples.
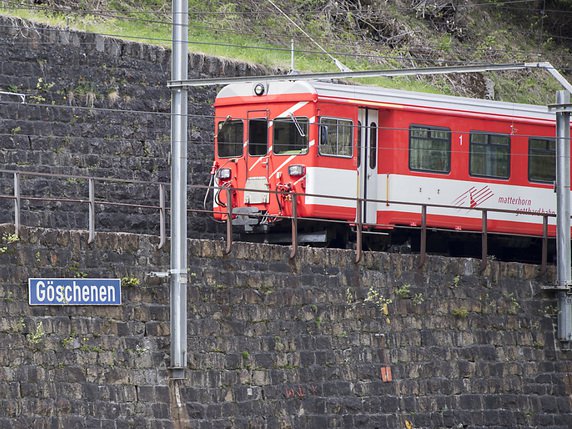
(211, 80), (564, 249)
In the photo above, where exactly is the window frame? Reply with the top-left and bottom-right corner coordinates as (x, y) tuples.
(528, 136), (556, 184)
(248, 118), (268, 157)
(217, 119), (244, 158)
(357, 121), (362, 167)
(369, 122), (377, 170)
(272, 116), (310, 156)
(469, 131), (511, 179)
(318, 116), (354, 158)
(408, 124), (451, 174)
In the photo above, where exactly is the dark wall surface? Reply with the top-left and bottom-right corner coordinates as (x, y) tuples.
(2, 14), (572, 429)
(0, 15), (268, 238)
(1, 224), (571, 428)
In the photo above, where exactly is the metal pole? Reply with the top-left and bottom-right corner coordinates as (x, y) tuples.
(170, 0), (189, 379)
(419, 205), (427, 268)
(355, 198), (362, 264)
(13, 172), (20, 237)
(290, 38), (294, 72)
(481, 210), (488, 271)
(159, 183), (166, 250)
(555, 90), (572, 345)
(290, 195), (298, 259)
(541, 214), (548, 274)
(225, 187), (233, 255)
(556, 90), (571, 288)
(88, 178), (95, 244)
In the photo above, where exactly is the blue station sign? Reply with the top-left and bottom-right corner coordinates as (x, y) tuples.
(29, 278), (122, 305)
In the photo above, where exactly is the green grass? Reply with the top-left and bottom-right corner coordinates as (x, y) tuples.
(0, 4), (445, 94)
(1, 2), (569, 102)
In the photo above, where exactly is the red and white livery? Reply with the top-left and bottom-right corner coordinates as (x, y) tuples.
(212, 80), (565, 246)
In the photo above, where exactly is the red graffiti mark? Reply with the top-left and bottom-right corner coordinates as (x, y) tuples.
(284, 388), (295, 399)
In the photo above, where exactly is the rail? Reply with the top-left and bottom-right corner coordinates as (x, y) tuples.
(216, 184), (557, 272)
(0, 169), (169, 249)
(0, 169), (558, 270)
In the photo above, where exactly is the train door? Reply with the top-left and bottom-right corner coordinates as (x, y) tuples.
(244, 110), (270, 205)
(357, 108), (379, 225)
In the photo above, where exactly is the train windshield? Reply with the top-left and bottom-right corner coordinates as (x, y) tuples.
(217, 119), (244, 158)
(273, 117), (309, 155)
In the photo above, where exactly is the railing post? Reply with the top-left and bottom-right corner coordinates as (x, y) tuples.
(88, 178), (95, 244)
(13, 172), (20, 237)
(158, 183), (166, 249)
(224, 187), (233, 255)
(481, 209), (488, 271)
(541, 214), (548, 274)
(290, 194), (298, 259)
(419, 204), (427, 267)
(355, 198), (362, 264)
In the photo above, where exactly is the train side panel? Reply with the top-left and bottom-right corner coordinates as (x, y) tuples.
(212, 81), (566, 241)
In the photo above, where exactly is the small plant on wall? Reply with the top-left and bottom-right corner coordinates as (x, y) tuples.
(0, 233), (19, 255)
(121, 276), (140, 287)
(365, 286), (392, 324)
(451, 307), (469, 319)
(27, 321), (45, 346)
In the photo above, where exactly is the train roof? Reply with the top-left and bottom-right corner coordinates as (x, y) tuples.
(215, 80), (555, 122)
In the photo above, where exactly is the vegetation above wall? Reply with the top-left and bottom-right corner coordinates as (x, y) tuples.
(1, 0), (572, 103)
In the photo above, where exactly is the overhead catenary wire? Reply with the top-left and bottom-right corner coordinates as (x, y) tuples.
(0, 21), (563, 70)
(264, 0), (350, 72)
(0, 0), (570, 69)
(2, 2), (569, 65)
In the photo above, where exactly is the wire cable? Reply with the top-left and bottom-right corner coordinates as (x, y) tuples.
(1, 2), (569, 62)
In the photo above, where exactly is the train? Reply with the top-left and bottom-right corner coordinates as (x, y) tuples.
(210, 80), (566, 259)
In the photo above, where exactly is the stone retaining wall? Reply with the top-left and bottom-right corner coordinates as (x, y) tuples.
(0, 15), (269, 238)
(1, 224), (571, 428)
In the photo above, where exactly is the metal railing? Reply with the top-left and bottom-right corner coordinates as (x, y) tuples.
(216, 184), (556, 272)
(0, 169), (168, 249)
(0, 168), (557, 270)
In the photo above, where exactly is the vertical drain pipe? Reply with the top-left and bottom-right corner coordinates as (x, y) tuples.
(553, 90), (572, 347)
(170, 0), (189, 379)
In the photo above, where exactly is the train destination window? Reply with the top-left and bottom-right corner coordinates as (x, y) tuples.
(469, 132), (510, 179)
(409, 125), (451, 173)
(248, 119), (268, 156)
(369, 123), (377, 170)
(273, 117), (309, 155)
(318, 117), (353, 157)
(357, 121), (362, 167)
(529, 137), (555, 183)
(217, 119), (244, 158)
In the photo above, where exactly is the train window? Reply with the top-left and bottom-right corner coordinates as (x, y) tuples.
(248, 119), (268, 156)
(357, 121), (362, 167)
(529, 137), (555, 183)
(318, 117), (353, 157)
(409, 125), (451, 173)
(469, 132), (510, 179)
(273, 117), (309, 155)
(369, 123), (377, 170)
(217, 119), (244, 158)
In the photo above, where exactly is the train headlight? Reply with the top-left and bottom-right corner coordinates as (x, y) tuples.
(217, 168), (231, 180)
(254, 83), (265, 96)
(288, 165), (305, 177)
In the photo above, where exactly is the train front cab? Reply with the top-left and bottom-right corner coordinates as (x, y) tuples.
(212, 83), (319, 234)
